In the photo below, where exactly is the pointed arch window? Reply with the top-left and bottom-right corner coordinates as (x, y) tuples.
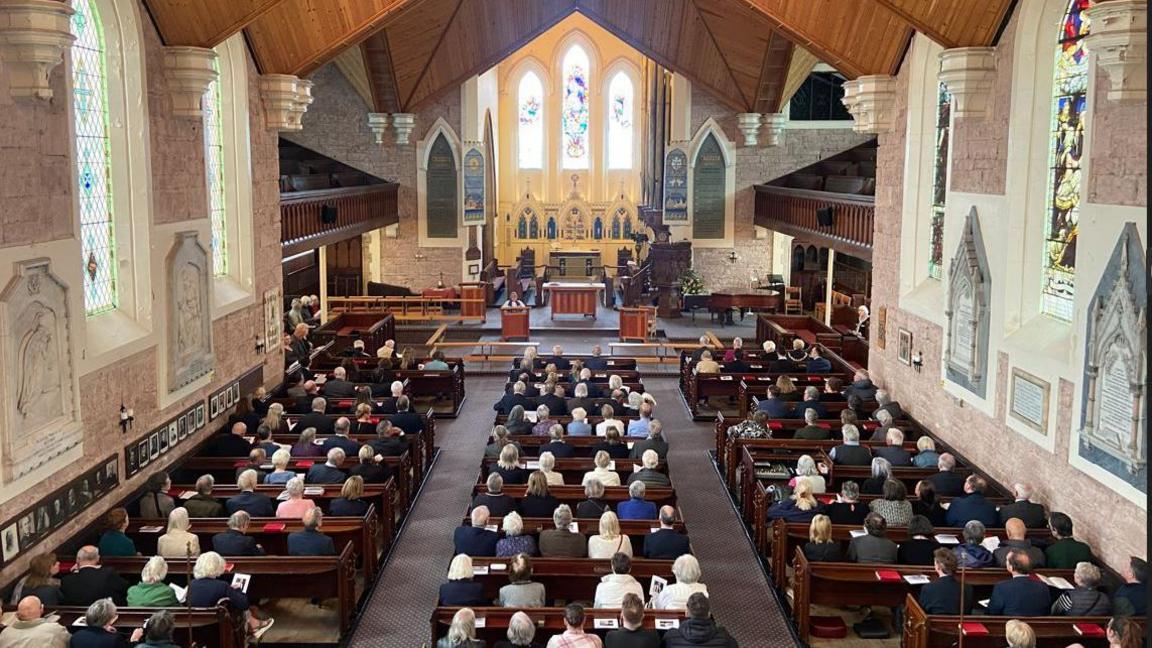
(928, 83), (952, 281)
(517, 213), (529, 238)
(1040, 0), (1091, 321)
(561, 45), (590, 169)
(607, 72), (634, 169)
(204, 57), (227, 277)
(529, 214), (539, 239)
(622, 212), (633, 239)
(517, 72), (544, 169)
(71, 0), (117, 315)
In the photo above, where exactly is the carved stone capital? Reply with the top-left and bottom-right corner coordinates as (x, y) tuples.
(736, 112), (762, 146)
(291, 78), (314, 129)
(1085, 0), (1147, 102)
(259, 74), (300, 131)
(841, 75), (896, 133)
(367, 112), (390, 144)
(163, 46), (219, 118)
(392, 113), (415, 145)
(938, 47), (997, 118)
(761, 112), (786, 147)
(0, 0), (75, 100)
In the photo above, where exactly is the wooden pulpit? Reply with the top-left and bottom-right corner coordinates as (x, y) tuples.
(459, 283), (487, 322)
(501, 307), (530, 341)
(619, 307), (655, 342)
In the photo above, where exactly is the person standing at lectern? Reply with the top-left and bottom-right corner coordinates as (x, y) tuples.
(503, 291), (526, 308)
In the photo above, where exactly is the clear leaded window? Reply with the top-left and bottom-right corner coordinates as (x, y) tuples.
(1041, 0), (1091, 321)
(607, 72), (633, 169)
(517, 72), (544, 169)
(928, 83), (952, 280)
(561, 45), (590, 169)
(204, 57), (227, 276)
(71, 0), (117, 315)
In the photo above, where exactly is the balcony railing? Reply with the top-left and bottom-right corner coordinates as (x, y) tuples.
(281, 183), (399, 256)
(754, 184), (874, 259)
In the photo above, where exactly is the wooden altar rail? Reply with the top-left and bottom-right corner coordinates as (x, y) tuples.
(281, 184), (399, 256)
(326, 295), (486, 323)
(753, 184), (874, 260)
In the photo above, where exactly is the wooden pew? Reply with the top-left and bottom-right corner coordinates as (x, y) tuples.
(131, 505), (383, 574)
(283, 410), (436, 484)
(492, 434), (643, 459)
(504, 381), (647, 396)
(0, 606), (244, 648)
(476, 457), (667, 485)
(460, 517), (683, 556)
(430, 607), (685, 645)
(902, 594), (1144, 648)
(509, 358), (639, 370)
(463, 557), (674, 603)
(509, 370), (643, 384)
(471, 484), (677, 509)
(95, 542), (359, 631)
(791, 549), (1078, 642)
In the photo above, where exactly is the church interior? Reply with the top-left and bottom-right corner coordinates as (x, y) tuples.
(0, 0), (1146, 647)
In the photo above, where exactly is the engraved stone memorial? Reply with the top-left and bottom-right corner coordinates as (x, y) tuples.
(167, 232), (214, 391)
(944, 207), (990, 397)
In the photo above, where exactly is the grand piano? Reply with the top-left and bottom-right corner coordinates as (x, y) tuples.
(707, 289), (781, 325)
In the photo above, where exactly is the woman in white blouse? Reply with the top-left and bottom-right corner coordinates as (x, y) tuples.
(157, 507), (201, 558)
(538, 451), (564, 486)
(587, 511), (633, 559)
(581, 451), (621, 487)
(654, 554), (709, 610)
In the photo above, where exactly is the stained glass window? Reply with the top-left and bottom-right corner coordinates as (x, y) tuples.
(607, 72), (633, 169)
(561, 45), (590, 169)
(528, 214), (539, 239)
(71, 0), (117, 315)
(1041, 0), (1091, 321)
(928, 83), (952, 280)
(517, 213), (528, 238)
(611, 214), (621, 239)
(622, 212), (633, 239)
(204, 57), (227, 276)
(517, 72), (543, 169)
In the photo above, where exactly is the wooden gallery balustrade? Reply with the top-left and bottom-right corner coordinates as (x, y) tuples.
(281, 184), (399, 256)
(754, 185), (874, 260)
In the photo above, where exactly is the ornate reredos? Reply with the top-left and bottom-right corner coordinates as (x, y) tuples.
(0, 258), (83, 485)
(943, 206), (989, 395)
(167, 232), (214, 392)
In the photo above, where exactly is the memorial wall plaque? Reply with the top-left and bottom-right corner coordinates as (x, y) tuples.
(663, 148), (687, 222)
(1009, 368), (1049, 433)
(426, 134), (458, 238)
(945, 207), (989, 397)
(692, 134), (726, 239)
(463, 147), (485, 225)
(1097, 351), (1134, 444)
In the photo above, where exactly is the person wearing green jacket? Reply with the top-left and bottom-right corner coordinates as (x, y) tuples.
(97, 508), (138, 557)
(126, 556), (179, 607)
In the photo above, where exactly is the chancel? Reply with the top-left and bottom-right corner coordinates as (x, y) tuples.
(0, 1), (1146, 647)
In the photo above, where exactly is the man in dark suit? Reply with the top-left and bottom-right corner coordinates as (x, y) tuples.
(376, 380), (404, 414)
(539, 384), (568, 415)
(322, 366), (357, 398)
(545, 345), (571, 370)
(453, 506), (499, 556)
(872, 390), (904, 421)
(874, 428), (913, 466)
(993, 518), (1046, 568)
(472, 474), (517, 517)
(212, 511), (266, 556)
(756, 386), (793, 418)
(794, 409), (831, 440)
(997, 483), (1048, 528)
(538, 505), (587, 558)
(60, 546), (129, 606)
(210, 422), (255, 457)
(918, 549), (974, 614)
(225, 470), (275, 517)
(584, 345), (608, 370)
(292, 381), (322, 413)
(306, 448), (349, 484)
(540, 426), (576, 458)
(986, 551), (1053, 616)
(296, 397), (335, 435)
(842, 370), (878, 401)
(945, 475), (1000, 527)
(288, 509), (337, 556)
(321, 418), (360, 456)
(805, 346), (832, 373)
(369, 420), (408, 457)
(722, 350), (750, 374)
(643, 506), (692, 559)
(390, 396), (425, 435)
(568, 383), (595, 415)
(829, 425), (873, 465)
(925, 453), (967, 496)
(629, 422), (669, 462)
(494, 381), (535, 414)
(791, 387), (826, 418)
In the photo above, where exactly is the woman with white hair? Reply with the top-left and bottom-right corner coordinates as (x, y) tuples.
(500, 611), (537, 647)
(588, 511), (633, 559)
(538, 451), (564, 486)
(126, 556), (178, 606)
(581, 451), (621, 487)
(496, 511), (538, 557)
(854, 304), (871, 337)
(653, 554), (709, 610)
(275, 477), (316, 518)
(157, 507), (200, 558)
(188, 551), (273, 635)
(265, 448), (296, 485)
(567, 407), (592, 437)
(861, 457), (892, 495)
(70, 599), (137, 646)
(531, 405), (554, 436)
(436, 607), (484, 648)
(608, 374), (626, 393)
(439, 554), (487, 606)
(912, 436), (940, 469)
(494, 444), (529, 485)
(626, 390), (644, 413)
(626, 449), (671, 488)
(788, 455), (827, 493)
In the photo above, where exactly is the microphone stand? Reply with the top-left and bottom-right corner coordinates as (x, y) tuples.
(185, 541), (198, 648)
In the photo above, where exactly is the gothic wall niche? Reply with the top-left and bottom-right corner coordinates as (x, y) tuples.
(167, 232), (214, 392)
(0, 259), (83, 495)
(1078, 223), (1147, 493)
(943, 207), (991, 398)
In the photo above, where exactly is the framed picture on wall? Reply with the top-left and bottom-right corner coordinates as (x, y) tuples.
(876, 307), (887, 350)
(3, 523), (19, 562)
(138, 440), (150, 468)
(195, 404), (205, 429)
(897, 328), (913, 365)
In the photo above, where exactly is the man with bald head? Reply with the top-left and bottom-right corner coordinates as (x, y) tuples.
(321, 417), (359, 456)
(643, 506), (692, 559)
(0, 596), (70, 648)
(998, 483), (1048, 528)
(210, 421), (255, 457)
(60, 546), (128, 606)
(993, 518), (1046, 568)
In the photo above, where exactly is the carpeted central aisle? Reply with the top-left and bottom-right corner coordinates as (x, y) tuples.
(346, 376), (797, 647)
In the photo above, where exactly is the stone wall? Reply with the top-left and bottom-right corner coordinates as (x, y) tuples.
(1087, 71), (1147, 206)
(0, 2), (283, 588)
(282, 65), (463, 290)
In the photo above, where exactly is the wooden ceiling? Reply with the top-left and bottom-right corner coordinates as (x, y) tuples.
(142, 0), (1017, 113)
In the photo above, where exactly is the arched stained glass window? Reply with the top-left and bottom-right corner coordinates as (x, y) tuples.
(517, 72), (544, 169)
(529, 214), (539, 239)
(1041, 0), (1091, 321)
(561, 45), (590, 169)
(622, 213), (633, 239)
(517, 213), (528, 238)
(610, 215), (621, 239)
(71, 0), (117, 315)
(928, 83), (952, 281)
(593, 217), (603, 239)
(546, 217), (557, 239)
(204, 58), (227, 277)
(607, 72), (633, 169)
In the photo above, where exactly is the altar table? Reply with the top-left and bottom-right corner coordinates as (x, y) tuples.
(543, 282), (603, 319)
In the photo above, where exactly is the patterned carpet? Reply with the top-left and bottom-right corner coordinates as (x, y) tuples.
(345, 376), (798, 647)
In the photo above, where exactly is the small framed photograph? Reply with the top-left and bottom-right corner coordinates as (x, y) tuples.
(231, 384), (240, 404)
(897, 328), (913, 366)
(224, 386), (235, 408)
(78, 478), (92, 505)
(126, 446), (139, 476)
(18, 513), (36, 545)
(210, 395), (221, 420)
(177, 415), (188, 441)
(137, 440), (150, 468)
(149, 433), (160, 460)
(2, 524), (19, 562)
(50, 498), (64, 526)
(468, 263), (480, 275)
(105, 459), (118, 484)
(195, 404), (206, 429)
(34, 508), (49, 537)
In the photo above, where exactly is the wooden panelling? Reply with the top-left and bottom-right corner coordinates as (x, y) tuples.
(754, 30), (794, 114)
(331, 46), (373, 106)
(362, 32), (401, 113)
(873, 0), (1016, 48)
(143, 0), (288, 47)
